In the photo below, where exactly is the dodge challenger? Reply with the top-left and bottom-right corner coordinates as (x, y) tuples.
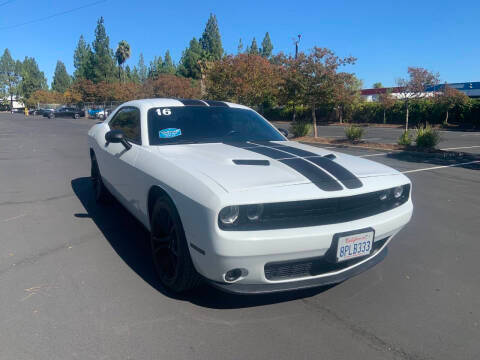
(88, 98), (413, 294)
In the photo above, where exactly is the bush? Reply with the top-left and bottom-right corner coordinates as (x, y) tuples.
(398, 130), (412, 146)
(415, 124), (440, 148)
(291, 121), (312, 137)
(345, 125), (364, 142)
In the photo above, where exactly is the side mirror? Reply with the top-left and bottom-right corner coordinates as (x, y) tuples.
(278, 128), (289, 138)
(105, 130), (131, 150)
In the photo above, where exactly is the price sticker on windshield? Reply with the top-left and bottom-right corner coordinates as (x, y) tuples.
(156, 108), (172, 116)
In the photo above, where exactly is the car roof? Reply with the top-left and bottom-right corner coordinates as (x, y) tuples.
(120, 98), (251, 111)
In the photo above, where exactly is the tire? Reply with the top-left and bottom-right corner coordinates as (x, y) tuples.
(48, 113), (54, 119)
(74, 113), (80, 119)
(150, 197), (201, 293)
(90, 153), (110, 203)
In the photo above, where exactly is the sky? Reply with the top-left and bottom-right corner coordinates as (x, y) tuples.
(1, 0), (479, 88)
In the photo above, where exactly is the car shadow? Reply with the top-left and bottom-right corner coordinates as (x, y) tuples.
(71, 177), (331, 309)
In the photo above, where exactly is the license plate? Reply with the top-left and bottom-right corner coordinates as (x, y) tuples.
(336, 231), (374, 263)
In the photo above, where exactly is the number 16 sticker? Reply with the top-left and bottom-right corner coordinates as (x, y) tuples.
(156, 108), (172, 116)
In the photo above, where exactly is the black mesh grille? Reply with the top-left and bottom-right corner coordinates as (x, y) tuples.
(264, 237), (388, 281)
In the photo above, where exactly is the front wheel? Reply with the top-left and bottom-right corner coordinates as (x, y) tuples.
(150, 197), (201, 293)
(74, 113), (80, 119)
(90, 154), (110, 203)
(48, 113), (54, 119)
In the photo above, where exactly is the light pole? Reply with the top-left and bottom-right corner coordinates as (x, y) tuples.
(292, 34), (301, 122)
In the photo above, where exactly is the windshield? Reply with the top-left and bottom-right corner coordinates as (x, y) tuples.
(147, 106), (285, 145)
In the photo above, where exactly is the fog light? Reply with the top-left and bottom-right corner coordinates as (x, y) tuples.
(219, 206), (239, 225)
(225, 268), (243, 282)
(246, 204), (264, 221)
(393, 186), (404, 199)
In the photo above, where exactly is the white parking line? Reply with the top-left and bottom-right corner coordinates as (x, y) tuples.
(440, 145), (480, 151)
(402, 161), (480, 174)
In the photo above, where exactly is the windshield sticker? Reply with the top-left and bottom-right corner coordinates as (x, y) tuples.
(159, 128), (182, 138)
(156, 108), (172, 116)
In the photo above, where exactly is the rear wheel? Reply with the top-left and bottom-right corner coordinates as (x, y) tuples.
(48, 113), (54, 119)
(150, 197), (201, 293)
(74, 113), (80, 119)
(90, 153), (110, 203)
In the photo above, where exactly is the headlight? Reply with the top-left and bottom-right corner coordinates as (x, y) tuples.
(393, 186), (404, 199)
(246, 204), (263, 221)
(219, 206), (239, 225)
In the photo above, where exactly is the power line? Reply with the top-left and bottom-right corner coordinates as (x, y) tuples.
(0, 0), (16, 7)
(0, 0), (107, 30)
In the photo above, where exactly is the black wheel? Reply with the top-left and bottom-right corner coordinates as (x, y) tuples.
(74, 113), (80, 119)
(48, 113), (54, 119)
(150, 197), (201, 292)
(90, 153), (110, 203)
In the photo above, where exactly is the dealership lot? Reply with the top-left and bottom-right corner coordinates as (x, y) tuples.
(1, 113), (479, 360)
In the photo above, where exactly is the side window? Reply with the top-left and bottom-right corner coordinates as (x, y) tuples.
(109, 107), (141, 144)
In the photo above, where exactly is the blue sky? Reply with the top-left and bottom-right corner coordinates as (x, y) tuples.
(1, 0), (478, 88)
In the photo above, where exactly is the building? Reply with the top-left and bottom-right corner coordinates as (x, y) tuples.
(361, 82), (480, 102)
(1, 95), (24, 110)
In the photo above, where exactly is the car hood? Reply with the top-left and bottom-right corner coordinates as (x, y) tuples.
(151, 141), (402, 193)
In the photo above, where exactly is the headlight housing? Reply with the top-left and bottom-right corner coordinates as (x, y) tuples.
(219, 206), (240, 225)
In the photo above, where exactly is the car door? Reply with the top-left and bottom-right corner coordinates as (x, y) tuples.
(101, 106), (143, 216)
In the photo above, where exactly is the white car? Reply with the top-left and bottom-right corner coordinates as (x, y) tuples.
(88, 98), (413, 294)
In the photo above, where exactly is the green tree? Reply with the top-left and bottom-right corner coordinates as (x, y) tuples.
(19, 57), (47, 101)
(91, 17), (116, 82)
(161, 50), (176, 74)
(0, 49), (21, 109)
(115, 40), (131, 82)
(237, 38), (244, 54)
(148, 56), (163, 78)
(261, 32), (273, 58)
(177, 38), (203, 79)
(373, 82), (383, 89)
(52, 60), (71, 93)
(199, 13), (223, 60)
(73, 35), (93, 80)
(248, 38), (259, 55)
(137, 53), (147, 82)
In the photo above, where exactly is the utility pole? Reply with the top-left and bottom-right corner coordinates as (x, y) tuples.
(292, 34), (301, 123)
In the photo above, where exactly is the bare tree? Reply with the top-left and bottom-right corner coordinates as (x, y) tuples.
(396, 67), (440, 130)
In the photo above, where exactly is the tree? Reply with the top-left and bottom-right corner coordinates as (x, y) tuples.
(248, 38), (259, 55)
(294, 47), (356, 137)
(52, 61), (71, 93)
(19, 57), (47, 101)
(237, 38), (244, 54)
(148, 56), (163, 78)
(333, 73), (362, 123)
(0, 49), (20, 109)
(73, 35), (93, 80)
(26, 89), (63, 107)
(436, 84), (470, 125)
(373, 82), (383, 89)
(142, 74), (200, 99)
(115, 40), (131, 82)
(177, 38), (204, 79)
(261, 32), (273, 58)
(199, 13), (223, 60)
(91, 17), (116, 82)
(136, 53), (147, 82)
(205, 53), (282, 107)
(161, 50), (176, 74)
(396, 67), (440, 130)
(378, 89), (396, 124)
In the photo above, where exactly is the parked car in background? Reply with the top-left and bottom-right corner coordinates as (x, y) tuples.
(44, 107), (85, 119)
(36, 107), (56, 116)
(88, 108), (104, 118)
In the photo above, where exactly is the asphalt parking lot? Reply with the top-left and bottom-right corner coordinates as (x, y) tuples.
(1, 113), (479, 360)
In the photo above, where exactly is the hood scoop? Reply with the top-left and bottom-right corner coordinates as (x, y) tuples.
(232, 159), (270, 166)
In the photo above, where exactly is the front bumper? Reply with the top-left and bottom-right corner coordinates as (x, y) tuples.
(207, 246), (388, 294)
(189, 200), (412, 293)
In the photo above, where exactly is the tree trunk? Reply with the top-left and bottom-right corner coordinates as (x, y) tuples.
(339, 106), (343, 124)
(292, 102), (296, 122)
(383, 109), (386, 124)
(312, 106), (318, 137)
(405, 103), (409, 131)
(445, 110), (449, 125)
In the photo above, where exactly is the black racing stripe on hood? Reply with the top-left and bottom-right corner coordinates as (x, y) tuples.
(307, 157), (363, 189)
(204, 100), (229, 107)
(262, 143), (363, 189)
(178, 99), (207, 106)
(226, 142), (343, 191)
(279, 158), (343, 191)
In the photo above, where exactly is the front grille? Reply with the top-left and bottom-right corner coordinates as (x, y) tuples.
(264, 237), (388, 281)
(220, 185), (410, 231)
